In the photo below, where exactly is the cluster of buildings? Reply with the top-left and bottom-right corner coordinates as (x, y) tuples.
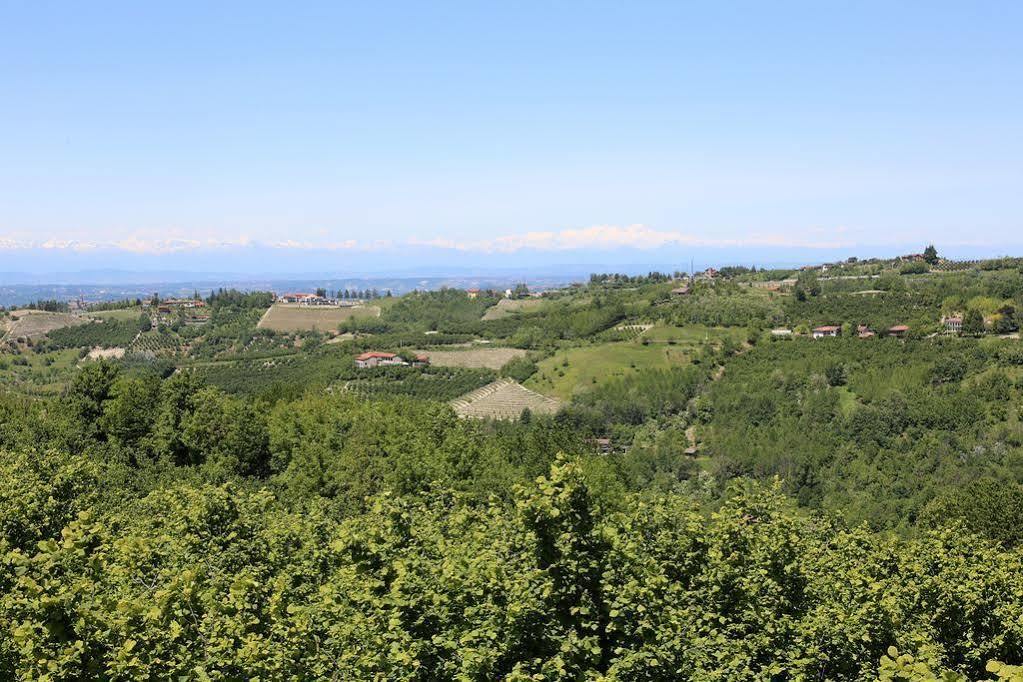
(810, 324), (909, 339)
(354, 351), (430, 369)
(773, 314), (972, 340)
(144, 298), (209, 325)
(769, 324), (914, 340)
(277, 293), (337, 306)
(466, 287), (543, 299)
(276, 292), (368, 307)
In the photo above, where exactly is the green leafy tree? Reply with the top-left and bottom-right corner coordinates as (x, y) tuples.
(963, 308), (985, 335)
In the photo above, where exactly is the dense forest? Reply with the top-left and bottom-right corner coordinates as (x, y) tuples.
(4, 255), (1023, 679)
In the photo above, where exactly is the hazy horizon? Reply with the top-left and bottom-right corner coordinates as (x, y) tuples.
(3, 1), (1021, 268)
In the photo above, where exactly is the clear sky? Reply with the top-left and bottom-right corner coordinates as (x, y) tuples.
(1, 1), (1021, 261)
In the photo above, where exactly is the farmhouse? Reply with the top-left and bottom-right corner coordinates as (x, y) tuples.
(355, 351), (406, 368)
(857, 325), (875, 339)
(888, 324), (910, 338)
(671, 285), (691, 296)
(466, 288), (481, 299)
(411, 354), (430, 367)
(943, 316), (963, 334)
(812, 325), (841, 339)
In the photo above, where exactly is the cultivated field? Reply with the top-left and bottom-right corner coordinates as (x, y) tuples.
(1, 310), (88, 341)
(450, 378), (563, 420)
(525, 325), (744, 400)
(256, 304), (380, 332)
(416, 346), (526, 369)
(481, 298), (546, 320)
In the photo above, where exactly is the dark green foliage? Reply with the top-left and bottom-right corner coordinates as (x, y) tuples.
(964, 308), (986, 335)
(488, 301), (628, 347)
(900, 260), (929, 275)
(785, 290), (936, 331)
(206, 288), (274, 310)
(697, 337), (1023, 528)
(500, 354), (539, 382)
(186, 352), (347, 397)
(669, 289), (784, 327)
(571, 365), (708, 426)
(384, 287), (499, 330)
(825, 362), (848, 386)
(923, 479), (1023, 546)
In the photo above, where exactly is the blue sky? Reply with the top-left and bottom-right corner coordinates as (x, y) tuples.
(1, 1), (1021, 268)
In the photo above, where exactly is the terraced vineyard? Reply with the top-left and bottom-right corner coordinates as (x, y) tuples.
(450, 378), (563, 420)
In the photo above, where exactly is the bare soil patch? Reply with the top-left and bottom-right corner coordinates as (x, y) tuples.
(2, 310), (88, 340)
(87, 347), (126, 360)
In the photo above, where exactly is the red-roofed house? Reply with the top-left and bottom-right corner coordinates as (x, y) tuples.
(466, 288), (481, 299)
(888, 324), (910, 338)
(355, 351), (406, 368)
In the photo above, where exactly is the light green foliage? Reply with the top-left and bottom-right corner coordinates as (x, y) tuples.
(3, 458), (1023, 679)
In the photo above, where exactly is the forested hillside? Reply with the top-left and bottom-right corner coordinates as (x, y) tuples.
(4, 256), (1023, 679)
